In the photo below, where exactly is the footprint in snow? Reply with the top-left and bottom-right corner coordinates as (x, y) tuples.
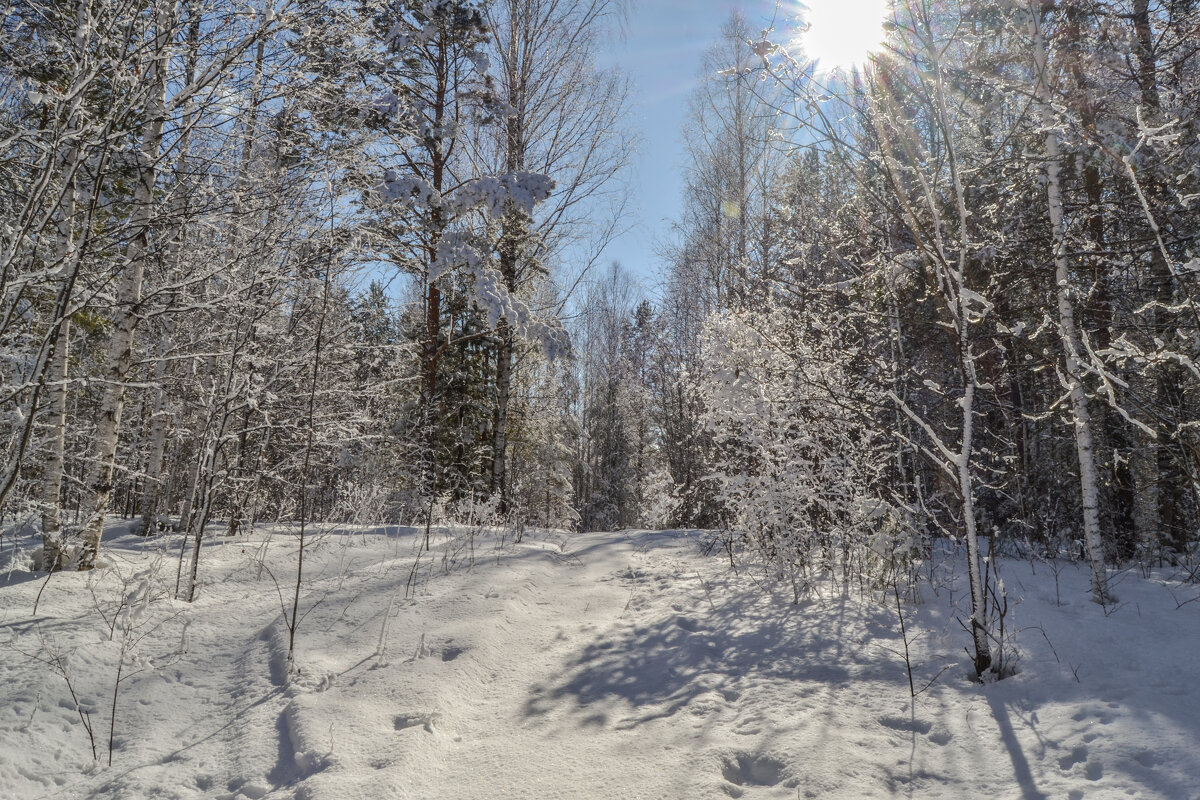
(733, 717), (762, 736)
(879, 716), (933, 735)
(395, 712), (438, 733)
(1058, 745), (1088, 771)
(1071, 708), (1114, 725)
(720, 752), (786, 789)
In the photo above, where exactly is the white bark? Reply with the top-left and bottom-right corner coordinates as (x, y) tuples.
(40, 323), (70, 549)
(1029, 4), (1110, 603)
(138, 343), (171, 534)
(37, 0), (91, 569)
(872, 19), (994, 673)
(179, 357), (217, 537)
(937, 91), (993, 673)
(76, 3), (178, 569)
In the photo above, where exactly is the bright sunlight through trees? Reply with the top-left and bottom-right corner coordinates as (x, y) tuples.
(798, 0), (891, 72)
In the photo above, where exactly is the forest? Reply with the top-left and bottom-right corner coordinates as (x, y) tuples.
(2, 0), (1200, 797)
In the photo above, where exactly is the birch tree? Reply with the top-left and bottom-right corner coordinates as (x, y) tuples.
(74, 1), (285, 569)
(1026, 1), (1111, 602)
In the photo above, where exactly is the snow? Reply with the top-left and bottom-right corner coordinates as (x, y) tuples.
(2, 524), (1200, 798)
(377, 171), (554, 218)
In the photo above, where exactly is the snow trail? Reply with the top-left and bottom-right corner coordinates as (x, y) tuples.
(4, 526), (1200, 798)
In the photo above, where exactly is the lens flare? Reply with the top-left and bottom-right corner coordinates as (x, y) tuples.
(798, 0), (891, 73)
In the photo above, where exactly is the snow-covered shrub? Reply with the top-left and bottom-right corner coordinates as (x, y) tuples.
(698, 303), (907, 601)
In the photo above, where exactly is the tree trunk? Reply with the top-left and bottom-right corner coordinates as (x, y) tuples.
(1128, 0), (1186, 561)
(40, 322), (70, 568)
(928, 41), (993, 674)
(139, 11), (201, 538)
(33, 0), (89, 570)
(76, 4), (178, 569)
(138, 347), (171, 535)
(491, 320), (514, 511)
(1030, 4), (1110, 602)
(418, 41), (450, 511)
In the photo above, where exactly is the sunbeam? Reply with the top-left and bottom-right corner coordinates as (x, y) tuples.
(796, 0), (891, 73)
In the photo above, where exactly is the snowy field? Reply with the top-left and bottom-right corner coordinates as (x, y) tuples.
(2, 524), (1200, 799)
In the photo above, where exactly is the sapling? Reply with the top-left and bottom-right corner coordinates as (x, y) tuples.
(696, 571), (717, 612)
(405, 536), (426, 600)
(892, 577), (916, 698)
(977, 548), (1019, 679)
(286, 201), (335, 679)
(96, 564), (188, 765)
(1167, 584), (1200, 610)
(32, 632), (98, 762)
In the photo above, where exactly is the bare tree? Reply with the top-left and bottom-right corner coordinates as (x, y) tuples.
(481, 0), (631, 513)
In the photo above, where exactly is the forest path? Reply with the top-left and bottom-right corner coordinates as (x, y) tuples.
(281, 529), (712, 800)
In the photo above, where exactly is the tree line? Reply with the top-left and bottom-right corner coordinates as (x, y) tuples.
(0, 0), (628, 587)
(586, 0), (1200, 677)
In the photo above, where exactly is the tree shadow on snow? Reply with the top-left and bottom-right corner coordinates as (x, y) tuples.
(985, 693), (1049, 800)
(523, 579), (905, 730)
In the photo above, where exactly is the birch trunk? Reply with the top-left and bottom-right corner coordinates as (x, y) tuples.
(139, 12), (202, 537)
(178, 439), (203, 535)
(40, 123), (81, 564)
(916, 40), (993, 676)
(1030, 4), (1111, 603)
(185, 445), (218, 602)
(225, 36), (268, 538)
(881, 35), (994, 675)
(36, 0), (94, 570)
(76, 3), (178, 569)
(40, 322), (70, 567)
(138, 345), (171, 535)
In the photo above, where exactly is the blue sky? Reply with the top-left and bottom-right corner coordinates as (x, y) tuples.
(594, 1), (804, 291)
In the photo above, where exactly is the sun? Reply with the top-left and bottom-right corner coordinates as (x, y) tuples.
(797, 0), (892, 74)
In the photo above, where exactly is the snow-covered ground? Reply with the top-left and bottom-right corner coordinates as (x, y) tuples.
(2, 523), (1199, 799)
